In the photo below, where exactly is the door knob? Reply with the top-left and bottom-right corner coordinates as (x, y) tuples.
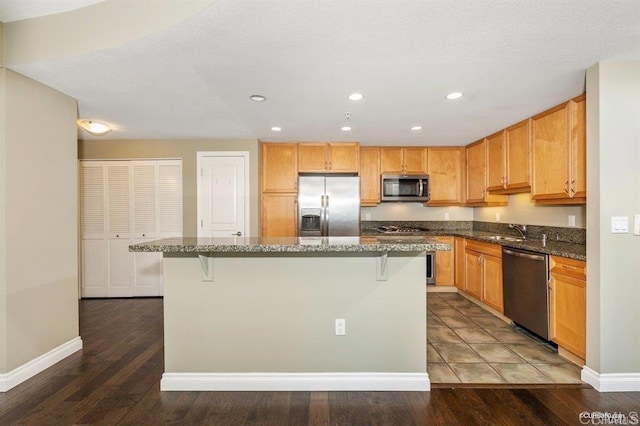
(233, 231), (242, 236)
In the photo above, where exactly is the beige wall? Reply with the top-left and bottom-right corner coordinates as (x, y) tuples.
(1, 70), (79, 372)
(474, 193), (587, 228)
(586, 62), (640, 376)
(362, 203), (474, 222)
(78, 139), (260, 238)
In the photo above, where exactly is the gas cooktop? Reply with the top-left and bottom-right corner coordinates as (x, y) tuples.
(376, 225), (429, 234)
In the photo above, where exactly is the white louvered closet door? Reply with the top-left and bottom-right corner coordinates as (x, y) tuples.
(106, 163), (133, 297)
(132, 162), (160, 296)
(80, 162), (107, 297)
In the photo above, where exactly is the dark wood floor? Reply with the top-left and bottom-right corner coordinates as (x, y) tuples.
(0, 298), (638, 425)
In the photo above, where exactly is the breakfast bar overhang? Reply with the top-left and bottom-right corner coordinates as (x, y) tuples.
(130, 236), (451, 392)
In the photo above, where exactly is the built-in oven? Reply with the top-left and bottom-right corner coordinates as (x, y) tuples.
(426, 252), (435, 285)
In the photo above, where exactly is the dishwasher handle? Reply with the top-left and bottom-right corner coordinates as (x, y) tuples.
(503, 248), (546, 262)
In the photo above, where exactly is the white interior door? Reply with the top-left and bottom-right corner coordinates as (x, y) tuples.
(197, 152), (249, 239)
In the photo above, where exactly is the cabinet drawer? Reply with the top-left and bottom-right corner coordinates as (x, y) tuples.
(465, 240), (502, 258)
(550, 256), (586, 280)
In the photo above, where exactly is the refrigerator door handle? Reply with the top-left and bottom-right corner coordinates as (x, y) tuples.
(325, 195), (330, 236)
(320, 195), (326, 236)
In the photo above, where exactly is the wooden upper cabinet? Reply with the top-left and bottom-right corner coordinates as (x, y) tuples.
(426, 147), (464, 205)
(298, 142), (359, 173)
(261, 143), (298, 193)
(380, 147), (427, 174)
(465, 139), (508, 206)
(359, 147), (381, 206)
(486, 131), (506, 192)
(531, 95), (586, 204)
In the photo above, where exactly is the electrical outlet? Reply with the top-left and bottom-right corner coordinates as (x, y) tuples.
(335, 319), (346, 336)
(635, 214), (640, 236)
(444, 212), (450, 221)
(568, 215), (576, 227)
(495, 213), (501, 222)
(365, 213), (371, 220)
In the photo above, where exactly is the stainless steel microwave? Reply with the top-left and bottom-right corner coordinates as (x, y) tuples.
(381, 174), (430, 202)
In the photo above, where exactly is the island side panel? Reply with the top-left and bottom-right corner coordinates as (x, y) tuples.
(162, 252), (426, 373)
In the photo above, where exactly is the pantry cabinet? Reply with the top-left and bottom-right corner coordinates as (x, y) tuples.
(380, 147), (427, 174)
(80, 159), (183, 298)
(531, 95), (586, 204)
(549, 256), (586, 359)
(464, 240), (503, 313)
(298, 142), (359, 173)
(486, 121), (532, 194)
(434, 236), (455, 286)
(465, 139), (508, 206)
(425, 147), (465, 205)
(359, 147), (381, 206)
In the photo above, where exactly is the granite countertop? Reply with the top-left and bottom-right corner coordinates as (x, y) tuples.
(362, 230), (586, 261)
(129, 236), (452, 254)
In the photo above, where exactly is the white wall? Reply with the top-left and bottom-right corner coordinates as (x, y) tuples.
(0, 69), (79, 373)
(586, 62), (640, 377)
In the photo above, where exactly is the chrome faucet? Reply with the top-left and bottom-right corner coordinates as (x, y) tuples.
(509, 223), (527, 239)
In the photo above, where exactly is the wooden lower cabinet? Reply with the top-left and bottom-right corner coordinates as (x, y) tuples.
(464, 240), (503, 313)
(549, 256), (586, 359)
(434, 236), (454, 286)
(454, 237), (466, 291)
(261, 193), (297, 237)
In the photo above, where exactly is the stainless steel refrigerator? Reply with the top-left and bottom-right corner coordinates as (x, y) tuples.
(298, 176), (360, 236)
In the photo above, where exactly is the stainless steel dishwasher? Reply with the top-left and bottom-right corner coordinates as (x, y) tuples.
(502, 247), (550, 340)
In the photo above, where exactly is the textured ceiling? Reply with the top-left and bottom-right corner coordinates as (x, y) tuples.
(3, 0), (640, 145)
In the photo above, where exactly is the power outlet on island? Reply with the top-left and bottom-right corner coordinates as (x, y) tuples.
(335, 319), (346, 336)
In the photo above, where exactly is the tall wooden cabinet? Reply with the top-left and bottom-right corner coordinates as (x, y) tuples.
(426, 147), (465, 205)
(531, 95), (586, 204)
(359, 147), (381, 206)
(261, 143), (299, 237)
(80, 159), (183, 298)
(549, 256), (586, 359)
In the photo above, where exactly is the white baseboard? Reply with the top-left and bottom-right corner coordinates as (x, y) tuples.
(161, 372), (430, 392)
(582, 366), (640, 392)
(0, 337), (83, 392)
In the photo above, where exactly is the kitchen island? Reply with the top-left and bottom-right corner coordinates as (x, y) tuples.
(130, 236), (450, 392)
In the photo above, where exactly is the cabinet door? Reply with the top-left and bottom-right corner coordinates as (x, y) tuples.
(262, 143), (298, 192)
(465, 140), (487, 203)
(570, 97), (586, 199)
(531, 103), (571, 200)
(505, 119), (531, 192)
(403, 147), (427, 174)
(486, 131), (506, 191)
(261, 193), (297, 237)
(549, 272), (586, 358)
(482, 254), (503, 313)
(426, 147), (464, 205)
(359, 147), (381, 206)
(380, 148), (404, 174)
(298, 143), (328, 173)
(454, 237), (466, 291)
(328, 142), (359, 173)
(464, 249), (483, 300)
(434, 236), (454, 286)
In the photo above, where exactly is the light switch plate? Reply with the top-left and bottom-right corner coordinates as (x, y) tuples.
(634, 214), (640, 236)
(611, 216), (629, 233)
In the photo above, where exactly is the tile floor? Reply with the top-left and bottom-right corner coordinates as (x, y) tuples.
(427, 292), (582, 384)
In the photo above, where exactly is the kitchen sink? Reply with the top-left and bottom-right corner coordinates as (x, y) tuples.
(486, 235), (524, 242)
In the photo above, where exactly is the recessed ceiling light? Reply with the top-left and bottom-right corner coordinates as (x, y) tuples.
(446, 92), (463, 100)
(411, 126), (422, 131)
(341, 126), (352, 131)
(348, 93), (364, 101)
(250, 95), (266, 102)
(271, 126), (282, 131)
(77, 119), (111, 135)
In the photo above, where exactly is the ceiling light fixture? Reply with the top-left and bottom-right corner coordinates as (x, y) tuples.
(446, 92), (463, 100)
(341, 126), (352, 131)
(411, 126), (423, 131)
(271, 126), (282, 131)
(77, 119), (111, 135)
(250, 95), (266, 102)
(348, 93), (364, 101)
